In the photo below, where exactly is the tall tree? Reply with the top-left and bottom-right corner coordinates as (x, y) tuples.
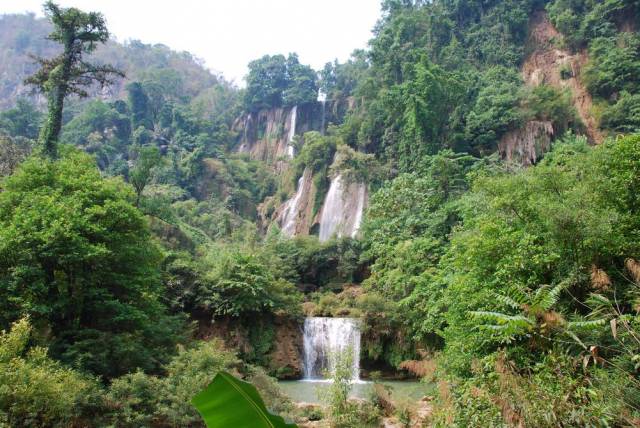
(25, 1), (123, 159)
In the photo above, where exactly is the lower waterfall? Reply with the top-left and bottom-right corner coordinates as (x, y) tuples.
(302, 317), (361, 381)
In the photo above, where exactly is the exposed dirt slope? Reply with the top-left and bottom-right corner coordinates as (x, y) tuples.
(522, 11), (603, 144)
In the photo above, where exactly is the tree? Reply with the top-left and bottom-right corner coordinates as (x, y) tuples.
(130, 146), (164, 207)
(25, 1), (123, 159)
(243, 54), (318, 111)
(127, 82), (153, 130)
(0, 148), (181, 378)
(0, 135), (32, 179)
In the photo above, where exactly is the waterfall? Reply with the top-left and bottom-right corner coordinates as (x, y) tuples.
(320, 99), (326, 135)
(318, 91), (327, 135)
(287, 105), (297, 158)
(318, 174), (367, 242)
(351, 183), (366, 237)
(281, 173), (306, 236)
(303, 317), (361, 381)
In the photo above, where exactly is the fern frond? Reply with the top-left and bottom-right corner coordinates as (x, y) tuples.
(470, 311), (534, 328)
(567, 319), (606, 331)
(586, 293), (612, 308)
(494, 292), (521, 310)
(535, 283), (564, 311)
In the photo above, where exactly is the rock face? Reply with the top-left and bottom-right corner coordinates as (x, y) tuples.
(318, 174), (367, 242)
(522, 11), (602, 143)
(232, 99), (357, 168)
(197, 316), (303, 379)
(268, 316), (304, 379)
(233, 107), (296, 171)
(498, 120), (554, 166)
(238, 98), (368, 239)
(500, 11), (603, 166)
(233, 102), (327, 170)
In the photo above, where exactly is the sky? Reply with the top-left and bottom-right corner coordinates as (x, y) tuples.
(1, 0), (382, 85)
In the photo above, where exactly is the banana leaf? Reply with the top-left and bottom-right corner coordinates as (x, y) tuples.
(192, 371), (298, 428)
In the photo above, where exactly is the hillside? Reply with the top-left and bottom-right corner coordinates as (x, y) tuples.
(1, 0), (640, 427)
(0, 13), (225, 109)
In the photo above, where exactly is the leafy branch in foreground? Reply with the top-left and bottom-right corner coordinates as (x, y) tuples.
(192, 371), (297, 428)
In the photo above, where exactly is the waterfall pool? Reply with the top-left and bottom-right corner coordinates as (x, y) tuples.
(294, 316), (430, 404)
(278, 380), (431, 404)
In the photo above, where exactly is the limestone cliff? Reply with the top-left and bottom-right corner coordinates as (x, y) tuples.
(197, 315), (304, 379)
(522, 11), (602, 144)
(232, 98), (356, 169)
(498, 121), (554, 166)
(241, 97), (368, 239)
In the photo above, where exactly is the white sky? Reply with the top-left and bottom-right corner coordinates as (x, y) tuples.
(1, 0), (381, 86)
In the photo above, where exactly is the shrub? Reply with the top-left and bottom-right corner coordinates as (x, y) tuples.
(0, 318), (102, 428)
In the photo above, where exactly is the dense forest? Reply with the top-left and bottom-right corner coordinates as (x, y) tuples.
(1, 0), (640, 426)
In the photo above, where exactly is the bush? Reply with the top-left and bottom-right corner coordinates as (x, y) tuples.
(0, 318), (102, 428)
(106, 339), (239, 427)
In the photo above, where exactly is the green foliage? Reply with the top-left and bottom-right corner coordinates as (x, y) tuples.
(0, 135), (32, 179)
(319, 348), (381, 428)
(0, 318), (101, 428)
(193, 249), (302, 318)
(0, 148), (182, 378)
(320, 51), (369, 99)
(127, 81), (153, 130)
(0, 99), (42, 140)
(432, 351), (638, 427)
(61, 99), (131, 170)
(330, 144), (381, 184)
(465, 67), (524, 152)
(129, 145), (164, 206)
(244, 53), (318, 111)
(601, 91), (640, 133)
(547, 0), (639, 49)
(584, 33), (640, 99)
(107, 339), (240, 427)
(292, 131), (337, 177)
(192, 371), (297, 428)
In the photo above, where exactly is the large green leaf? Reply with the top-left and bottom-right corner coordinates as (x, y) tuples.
(192, 371), (298, 428)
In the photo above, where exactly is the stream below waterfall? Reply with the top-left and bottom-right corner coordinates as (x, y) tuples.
(278, 380), (430, 404)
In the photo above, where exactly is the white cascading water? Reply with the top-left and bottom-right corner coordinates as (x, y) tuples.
(281, 173), (306, 236)
(303, 317), (361, 381)
(351, 183), (366, 237)
(318, 174), (367, 242)
(287, 105), (297, 158)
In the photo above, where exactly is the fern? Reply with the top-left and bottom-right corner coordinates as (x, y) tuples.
(532, 283), (564, 312)
(493, 292), (521, 310)
(566, 319), (606, 331)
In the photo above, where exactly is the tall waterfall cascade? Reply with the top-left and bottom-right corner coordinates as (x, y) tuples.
(286, 105), (297, 158)
(303, 317), (361, 381)
(318, 91), (327, 135)
(318, 174), (367, 242)
(280, 170), (307, 236)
